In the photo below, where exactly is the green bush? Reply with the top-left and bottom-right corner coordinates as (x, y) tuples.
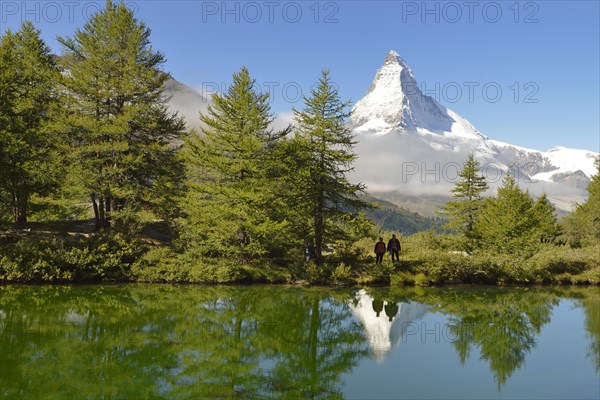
(526, 245), (599, 282)
(130, 246), (187, 282)
(390, 271), (415, 286)
(0, 233), (142, 282)
(414, 273), (429, 286)
(330, 262), (353, 285)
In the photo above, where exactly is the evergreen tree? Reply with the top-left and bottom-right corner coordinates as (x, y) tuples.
(563, 158), (600, 247)
(440, 153), (488, 253)
(0, 22), (60, 224)
(180, 67), (290, 265)
(291, 70), (370, 265)
(56, 0), (185, 230)
(478, 174), (558, 255)
(530, 193), (561, 244)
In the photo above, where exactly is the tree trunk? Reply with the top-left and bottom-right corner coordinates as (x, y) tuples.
(314, 174), (325, 265)
(16, 206), (27, 224)
(98, 195), (106, 229)
(11, 193), (18, 224)
(314, 201), (324, 265)
(12, 192), (28, 224)
(91, 193), (100, 229)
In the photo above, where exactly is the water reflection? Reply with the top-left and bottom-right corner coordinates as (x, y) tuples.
(0, 285), (598, 398)
(348, 289), (428, 362)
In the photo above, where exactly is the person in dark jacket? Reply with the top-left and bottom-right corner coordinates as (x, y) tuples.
(374, 237), (386, 264)
(387, 234), (401, 262)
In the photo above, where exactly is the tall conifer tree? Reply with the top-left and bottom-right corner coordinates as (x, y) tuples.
(440, 154), (489, 253)
(563, 158), (600, 246)
(56, 0), (185, 229)
(0, 22), (59, 223)
(181, 67), (290, 265)
(291, 70), (369, 265)
(478, 174), (558, 255)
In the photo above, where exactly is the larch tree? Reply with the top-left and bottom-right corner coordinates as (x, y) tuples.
(478, 174), (558, 255)
(56, 0), (185, 230)
(291, 70), (370, 265)
(530, 193), (561, 244)
(0, 22), (60, 224)
(440, 153), (489, 253)
(181, 67), (291, 266)
(563, 158), (600, 247)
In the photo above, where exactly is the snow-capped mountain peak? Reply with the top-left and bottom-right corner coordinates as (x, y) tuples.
(348, 51), (598, 213)
(382, 50), (417, 84)
(349, 50), (483, 139)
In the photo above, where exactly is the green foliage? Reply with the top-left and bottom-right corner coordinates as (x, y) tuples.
(55, 0), (185, 230)
(305, 261), (328, 284)
(290, 70), (371, 265)
(478, 175), (560, 256)
(0, 8), (595, 286)
(330, 262), (353, 285)
(414, 273), (430, 286)
(440, 154), (489, 253)
(0, 22), (61, 223)
(0, 233), (141, 282)
(562, 158), (600, 247)
(390, 271), (415, 286)
(525, 245), (600, 283)
(179, 67), (291, 267)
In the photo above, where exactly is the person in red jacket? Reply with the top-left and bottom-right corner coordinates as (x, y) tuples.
(374, 237), (386, 264)
(387, 234), (401, 262)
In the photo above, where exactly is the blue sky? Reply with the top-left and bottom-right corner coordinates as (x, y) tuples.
(1, 0), (598, 151)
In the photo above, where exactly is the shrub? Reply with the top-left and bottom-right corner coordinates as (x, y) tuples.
(130, 246), (187, 282)
(414, 273), (429, 286)
(330, 262), (353, 285)
(390, 271), (415, 286)
(526, 245), (599, 282)
(0, 233), (142, 283)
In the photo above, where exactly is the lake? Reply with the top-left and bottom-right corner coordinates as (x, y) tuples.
(0, 285), (598, 399)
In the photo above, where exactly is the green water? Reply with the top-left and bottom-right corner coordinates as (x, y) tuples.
(0, 285), (598, 399)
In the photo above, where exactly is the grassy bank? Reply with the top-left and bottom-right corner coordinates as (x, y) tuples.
(1, 228), (598, 286)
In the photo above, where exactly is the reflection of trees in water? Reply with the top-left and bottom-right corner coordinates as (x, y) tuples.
(1, 285), (597, 397)
(252, 289), (369, 399)
(447, 293), (554, 388)
(385, 287), (564, 389)
(0, 285), (173, 399)
(577, 294), (600, 372)
(0, 286), (368, 399)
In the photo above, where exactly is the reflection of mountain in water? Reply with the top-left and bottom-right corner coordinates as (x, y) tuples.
(348, 289), (429, 362)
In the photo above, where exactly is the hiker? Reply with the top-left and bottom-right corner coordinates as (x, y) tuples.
(372, 299), (384, 317)
(388, 234), (401, 262)
(384, 301), (399, 322)
(374, 237), (386, 264)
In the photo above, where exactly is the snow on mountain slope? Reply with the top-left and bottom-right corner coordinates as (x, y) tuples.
(491, 140), (598, 186)
(349, 51), (598, 212)
(541, 147), (597, 177)
(349, 51), (483, 140)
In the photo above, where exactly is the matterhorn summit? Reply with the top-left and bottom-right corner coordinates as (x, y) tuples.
(349, 50), (485, 142)
(348, 51), (598, 214)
